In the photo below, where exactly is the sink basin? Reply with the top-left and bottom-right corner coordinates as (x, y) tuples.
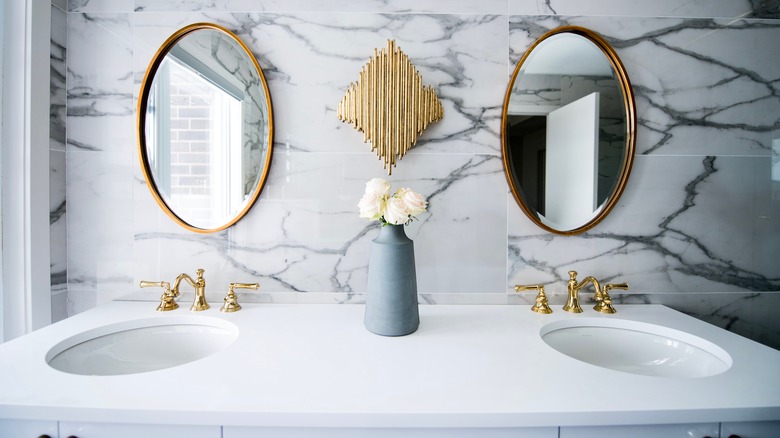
(540, 318), (732, 378)
(46, 317), (238, 376)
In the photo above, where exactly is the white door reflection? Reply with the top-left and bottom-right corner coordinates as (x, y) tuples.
(543, 92), (599, 231)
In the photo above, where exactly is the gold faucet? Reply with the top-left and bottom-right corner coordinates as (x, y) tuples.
(514, 284), (552, 314)
(220, 282), (259, 313)
(140, 280), (177, 311)
(600, 282), (629, 313)
(564, 270), (628, 314)
(564, 271), (602, 313)
(173, 268), (209, 311)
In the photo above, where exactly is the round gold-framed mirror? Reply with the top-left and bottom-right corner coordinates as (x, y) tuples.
(137, 22), (273, 233)
(502, 26), (636, 235)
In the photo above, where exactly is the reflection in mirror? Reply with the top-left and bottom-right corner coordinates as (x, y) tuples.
(502, 26), (635, 234)
(138, 23), (273, 233)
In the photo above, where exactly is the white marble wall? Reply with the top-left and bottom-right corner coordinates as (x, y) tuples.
(62, 0), (780, 348)
(50, 1), (68, 322)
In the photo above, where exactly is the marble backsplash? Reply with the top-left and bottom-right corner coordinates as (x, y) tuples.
(57, 1), (780, 348)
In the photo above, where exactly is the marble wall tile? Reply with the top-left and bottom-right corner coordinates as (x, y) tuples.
(51, 290), (69, 323)
(51, 5), (68, 320)
(774, 138), (780, 181)
(67, 13), (133, 153)
(51, 5), (67, 151)
(508, 16), (780, 157)
(134, 152), (507, 299)
(508, 0), (778, 19)
(69, 0), (133, 13)
(63, 2), (780, 348)
(508, 156), (780, 294)
(134, 0), (508, 14)
(125, 11), (509, 304)
(67, 151), (135, 308)
(50, 150), (67, 295)
(53, 0), (67, 13)
(66, 288), (98, 316)
(133, 12), (506, 156)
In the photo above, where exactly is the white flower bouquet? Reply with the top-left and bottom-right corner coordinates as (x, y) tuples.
(358, 178), (428, 226)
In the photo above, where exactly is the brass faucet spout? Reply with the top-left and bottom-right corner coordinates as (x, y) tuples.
(564, 271), (628, 314)
(563, 271), (603, 313)
(173, 269), (209, 311)
(173, 273), (196, 291)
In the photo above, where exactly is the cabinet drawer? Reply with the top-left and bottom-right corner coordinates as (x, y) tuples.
(224, 426), (558, 438)
(721, 421), (780, 438)
(59, 422), (220, 438)
(560, 423), (719, 438)
(0, 419), (58, 438)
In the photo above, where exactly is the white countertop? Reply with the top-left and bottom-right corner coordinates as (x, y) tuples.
(0, 301), (779, 428)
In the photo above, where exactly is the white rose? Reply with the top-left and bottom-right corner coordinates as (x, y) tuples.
(364, 178), (391, 197)
(395, 187), (427, 217)
(358, 193), (385, 221)
(383, 196), (410, 225)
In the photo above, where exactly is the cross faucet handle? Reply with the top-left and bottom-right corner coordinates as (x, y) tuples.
(595, 282), (629, 314)
(220, 282), (260, 313)
(140, 280), (177, 311)
(604, 283), (629, 293)
(514, 284), (553, 314)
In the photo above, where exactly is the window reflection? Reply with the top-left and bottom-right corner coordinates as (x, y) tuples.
(148, 52), (245, 227)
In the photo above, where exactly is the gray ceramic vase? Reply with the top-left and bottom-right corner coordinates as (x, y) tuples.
(364, 224), (420, 336)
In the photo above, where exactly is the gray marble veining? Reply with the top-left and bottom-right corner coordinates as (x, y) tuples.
(60, 2), (780, 349)
(509, 0), (780, 19)
(51, 4), (68, 315)
(509, 16), (780, 157)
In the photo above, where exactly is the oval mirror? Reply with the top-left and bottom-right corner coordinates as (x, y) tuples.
(502, 26), (636, 234)
(137, 23), (273, 233)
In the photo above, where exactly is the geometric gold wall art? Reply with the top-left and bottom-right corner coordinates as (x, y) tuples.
(337, 40), (444, 175)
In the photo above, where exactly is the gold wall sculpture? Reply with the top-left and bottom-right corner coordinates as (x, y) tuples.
(337, 40), (444, 175)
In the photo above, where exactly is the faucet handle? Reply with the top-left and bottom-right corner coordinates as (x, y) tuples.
(604, 283), (629, 293)
(595, 282), (629, 314)
(220, 282), (259, 313)
(514, 284), (553, 314)
(140, 280), (167, 289)
(140, 280), (178, 311)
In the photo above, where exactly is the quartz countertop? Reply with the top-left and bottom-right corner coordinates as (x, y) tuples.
(0, 301), (779, 428)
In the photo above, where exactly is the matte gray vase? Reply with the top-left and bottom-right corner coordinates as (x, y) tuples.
(364, 224), (420, 336)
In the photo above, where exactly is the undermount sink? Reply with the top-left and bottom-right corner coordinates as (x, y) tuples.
(46, 317), (238, 376)
(540, 318), (732, 378)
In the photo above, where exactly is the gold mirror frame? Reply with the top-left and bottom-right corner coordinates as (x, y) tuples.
(501, 26), (636, 235)
(137, 22), (274, 233)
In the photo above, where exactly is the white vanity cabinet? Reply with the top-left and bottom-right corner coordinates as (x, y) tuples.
(221, 422), (779, 437)
(58, 422), (220, 438)
(721, 421), (780, 437)
(0, 419), (57, 438)
(223, 426), (558, 438)
(560, 423), (719, 438)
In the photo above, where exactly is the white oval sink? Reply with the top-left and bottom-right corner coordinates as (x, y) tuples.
(46, 317), (238, 376)
(540, 318), (732, 378)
